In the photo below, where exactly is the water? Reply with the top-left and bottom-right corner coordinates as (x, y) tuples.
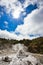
(9, 43), (40, 65)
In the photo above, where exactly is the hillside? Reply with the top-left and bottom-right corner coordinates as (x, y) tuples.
(0, 37), (43, 54)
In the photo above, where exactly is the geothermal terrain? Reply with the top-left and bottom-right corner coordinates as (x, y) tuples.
(0, 37), (43, 65)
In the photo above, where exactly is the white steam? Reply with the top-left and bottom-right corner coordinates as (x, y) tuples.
(9, 43), (39, 65)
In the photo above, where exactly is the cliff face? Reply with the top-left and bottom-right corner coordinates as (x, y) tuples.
(0, 37), (43, 54)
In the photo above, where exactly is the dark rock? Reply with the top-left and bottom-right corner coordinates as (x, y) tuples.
(27, 61), (32, 65)
(36, 63), (38, 65)
(2, 56), (12, 62)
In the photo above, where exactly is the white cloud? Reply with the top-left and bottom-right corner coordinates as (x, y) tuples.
(15, 6), (43, 38)
(4, 21), (8, 25)
(0, 0), (43, 13)
(0, 0), (43, 40)
(12, 6), (24, 19)
(0, 29), (39, 40)
(23, 0), (37, 8)
(4, 21), (8, 28)
(0, 30), (17, 40)
(0, 0), (43, 19)
(0, 0), (24, 18)
(23, 0), (43, 8)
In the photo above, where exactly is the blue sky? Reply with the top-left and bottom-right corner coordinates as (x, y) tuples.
(0, 0), (43, 40)
(0, 3), (37, 31)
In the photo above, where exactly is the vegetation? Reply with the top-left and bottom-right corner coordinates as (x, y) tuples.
(28, 37), (43, 54)
(0, 37), (43, 54)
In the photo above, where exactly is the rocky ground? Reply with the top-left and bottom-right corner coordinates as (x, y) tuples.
(0, 51), (43, 65)
(0, 43), (43, 65)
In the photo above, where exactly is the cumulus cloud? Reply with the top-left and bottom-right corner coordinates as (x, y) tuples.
(0, 0), (43, 19)
(0, 30), (17, 40)
(0, 0), (24, 17)
(0, 0), (43, 13)
(15, 4), (43, 38)
(0, 0), (43, 18)
(0, 29), (39, 40)
(0, 0), (43, 40)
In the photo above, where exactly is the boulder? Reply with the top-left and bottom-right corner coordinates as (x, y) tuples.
(2, 56), (12, 62)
